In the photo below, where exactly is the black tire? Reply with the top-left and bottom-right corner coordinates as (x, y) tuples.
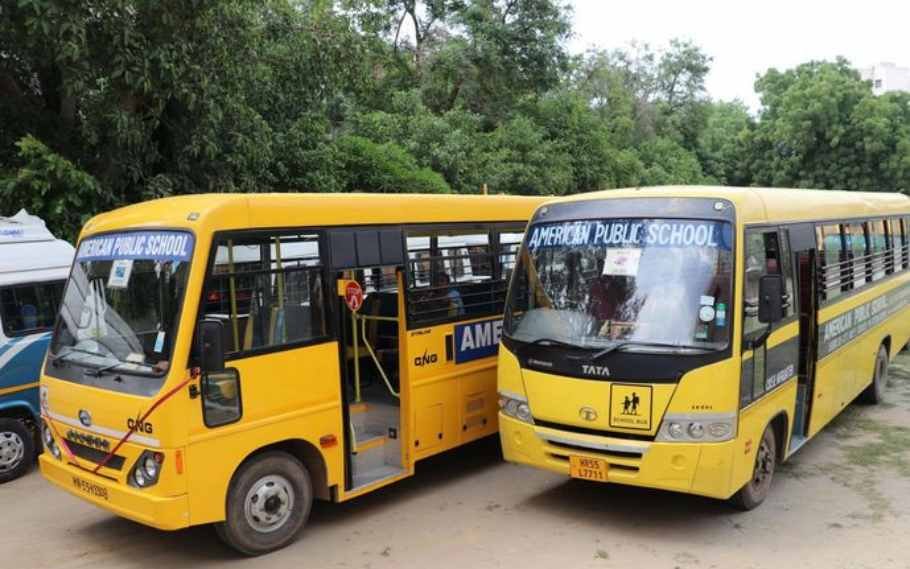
(860, 345), (889, 404)
(0, 418), (35, 484)
(215, 451), (313, 556)
(730, 425), (777, 510)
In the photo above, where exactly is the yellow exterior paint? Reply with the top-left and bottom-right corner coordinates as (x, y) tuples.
(39, 193), (547, 531)
(499, 186), (910, 501)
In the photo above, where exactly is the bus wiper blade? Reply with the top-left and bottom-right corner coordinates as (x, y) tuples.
(512, 336), (591, 357)
(590, 341), (702, 359)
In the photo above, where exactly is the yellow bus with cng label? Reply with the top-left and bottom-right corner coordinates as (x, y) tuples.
(498, 186), (910, 508)
(38, 192), (546, 555)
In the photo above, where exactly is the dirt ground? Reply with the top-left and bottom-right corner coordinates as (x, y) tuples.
(4, 353), (910, 569)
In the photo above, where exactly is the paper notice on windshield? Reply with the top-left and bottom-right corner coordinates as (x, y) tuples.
(602, 248), (642, 276)
(107, 259), (134, 289)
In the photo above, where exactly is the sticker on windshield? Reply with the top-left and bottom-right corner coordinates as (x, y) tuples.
(107, 259), (134, 289)
(716, 303), (727, 327)
(700, 295), (715, 306)
(153, 331), (165, 353)
(602, 248), (641, 276)
(698, 305), (716, 323)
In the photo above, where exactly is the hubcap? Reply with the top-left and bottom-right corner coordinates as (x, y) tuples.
(0, 431), (25, 473)
(244, 474), (295, 533)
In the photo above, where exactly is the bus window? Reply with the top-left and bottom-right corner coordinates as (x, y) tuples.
(202, 233), (327, 354)
(816, 224), (846, 300)
(868, 220), (887, 280)
(887, 218), (900, 274)
(904, 218), (910, 270)
(743, 230), (785, 338)
(0, 281), (64, 336)
(845, 223), (869, 289)
(498, 232), (524, 283)
(406, 228), (497, 326)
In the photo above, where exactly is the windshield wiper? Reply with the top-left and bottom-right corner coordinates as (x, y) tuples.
(590, 340), (708, 359)
(509, 336), (593, 357)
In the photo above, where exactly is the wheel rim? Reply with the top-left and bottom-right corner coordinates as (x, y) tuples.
(243, 474), (295, 533)
(0, 431), (25, 473)
(750, 436), (775, 493)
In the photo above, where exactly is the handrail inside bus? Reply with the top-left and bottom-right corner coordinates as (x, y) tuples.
(352, 312), (400, 401)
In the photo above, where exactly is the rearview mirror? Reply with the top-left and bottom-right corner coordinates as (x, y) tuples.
(757, 274), (785, 324)
(197, 319), (226, 373)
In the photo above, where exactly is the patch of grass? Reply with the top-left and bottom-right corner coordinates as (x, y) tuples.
(840, 417), (910, 478)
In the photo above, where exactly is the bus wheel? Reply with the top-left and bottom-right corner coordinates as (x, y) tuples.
(0, 418), (34, 484)
(860, 345), (889, 405)
(730, 425), (776, 510)
(215, 451), (313, 556)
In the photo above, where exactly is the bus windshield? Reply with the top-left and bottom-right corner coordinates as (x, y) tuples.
(505, 218), (734, 352)
(49, 230), (194, 390)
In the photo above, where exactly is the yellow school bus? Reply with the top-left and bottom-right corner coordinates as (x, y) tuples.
(498, 186), (910, 508)
(38, 193), (546, 555)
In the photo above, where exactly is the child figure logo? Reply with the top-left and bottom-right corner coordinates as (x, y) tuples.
(622, 392), (641, 415)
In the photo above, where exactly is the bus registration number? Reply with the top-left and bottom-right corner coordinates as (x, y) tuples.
(72, 476), (109, 501)
(569, 456), (608, 482)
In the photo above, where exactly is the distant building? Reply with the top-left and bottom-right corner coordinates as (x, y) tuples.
(858, 62), (910, 95)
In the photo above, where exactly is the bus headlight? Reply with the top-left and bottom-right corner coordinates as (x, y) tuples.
(499, 393), (534, 425)
(131, 451), (164, 488)
(41, 421), (61, 460)
(658, 414), (736, 443)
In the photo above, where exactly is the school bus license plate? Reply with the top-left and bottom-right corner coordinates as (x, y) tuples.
(71, 475), (109, 501)
(569, 456), (608, 482)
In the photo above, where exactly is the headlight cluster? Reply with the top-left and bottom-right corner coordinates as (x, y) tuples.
(41, 420), (62, 460)
(130, 451), (164, 488)
(498, 392), (533, 424)
(657, 414), (736, 442)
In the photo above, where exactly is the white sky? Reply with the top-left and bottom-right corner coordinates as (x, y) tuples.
(570, 0), (909, 109)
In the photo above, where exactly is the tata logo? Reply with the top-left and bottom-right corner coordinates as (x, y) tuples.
(78, 409), (92, 427)
(579, 407), (598, 422)
(127, 415), (154, 434)
(581, 364), (611, 377)
(414, 351), (438, 367)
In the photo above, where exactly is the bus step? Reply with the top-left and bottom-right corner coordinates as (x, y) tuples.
(352, 423), (387, 454)
(352, 464), (403, 489)
(349, 402), (370, 415)
(353, 433), (387, 454)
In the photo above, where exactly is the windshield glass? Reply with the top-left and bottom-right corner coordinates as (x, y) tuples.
(50, 230), (194, 384)
(505, 218), (734, 352)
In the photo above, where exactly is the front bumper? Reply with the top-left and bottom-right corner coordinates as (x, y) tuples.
(499, 413), (737, 499)
(39, 454), (190, 530)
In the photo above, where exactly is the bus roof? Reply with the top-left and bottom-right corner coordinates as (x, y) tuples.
(80, 193), (549, 239)
(543, 186), (910, 224)
(0, 210), (74, 286)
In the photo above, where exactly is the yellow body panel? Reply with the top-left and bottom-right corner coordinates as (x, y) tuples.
(39, 193), (547, 530)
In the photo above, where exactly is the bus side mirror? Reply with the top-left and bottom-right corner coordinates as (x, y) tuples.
(757, 275), (785, 324)
(197, 319), (226, 373)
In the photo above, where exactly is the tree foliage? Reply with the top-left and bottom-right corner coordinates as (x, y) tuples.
(2, 1), (910, 238)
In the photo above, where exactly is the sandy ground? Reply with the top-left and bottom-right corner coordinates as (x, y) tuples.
(4, 353), (910, 569)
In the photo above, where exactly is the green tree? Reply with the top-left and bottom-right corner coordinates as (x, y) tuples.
(749, 58), (910, 191)
(697, 100), (754, 185)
